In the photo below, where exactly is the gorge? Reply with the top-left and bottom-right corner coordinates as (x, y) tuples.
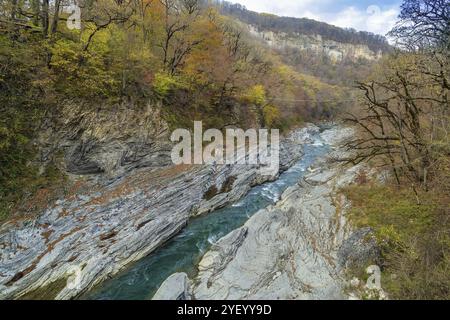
(1, 0), (447, 301)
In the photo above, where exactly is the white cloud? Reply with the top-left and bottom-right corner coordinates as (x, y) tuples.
(229, 0), (332, 18)
(329, 6), (399, 36)
(230, 1), (400, 36)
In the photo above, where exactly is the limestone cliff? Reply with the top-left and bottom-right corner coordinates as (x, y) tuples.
(247, 25), (383, 63)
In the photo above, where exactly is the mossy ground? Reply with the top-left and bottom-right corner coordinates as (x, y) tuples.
(17, 277), (69, 300)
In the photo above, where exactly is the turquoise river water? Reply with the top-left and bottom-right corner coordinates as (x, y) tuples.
(83, 132), (330, 300)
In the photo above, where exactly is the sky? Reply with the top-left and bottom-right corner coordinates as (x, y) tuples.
(229, 0), (402, 36)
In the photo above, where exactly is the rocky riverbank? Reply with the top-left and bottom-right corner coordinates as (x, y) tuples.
(154, 126), (377, 300)
(0, 125), (320, 300)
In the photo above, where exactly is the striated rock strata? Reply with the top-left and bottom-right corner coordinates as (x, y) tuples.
(157, 127), (367, 300)
(0, 125), (319, 300)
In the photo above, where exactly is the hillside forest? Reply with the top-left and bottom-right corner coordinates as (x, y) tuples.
(0, 0), (383, 219)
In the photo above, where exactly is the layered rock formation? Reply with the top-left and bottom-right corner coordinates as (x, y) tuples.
(0, 124), (318, 300)
(37, 101), (172, 181)
(156, 127), (375, 300)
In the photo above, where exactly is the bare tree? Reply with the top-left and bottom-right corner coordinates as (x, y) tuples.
(342, 0), (449, 196)
(158, 0), (201, 74)
(388, 0), (450, 51)
(81, 0), (135, 52)
(42, 0), (49, 37)
(50, 0), (62, 35)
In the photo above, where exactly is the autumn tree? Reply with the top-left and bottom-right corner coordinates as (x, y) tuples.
(388, 0), (449, 51)
(157, 0), (202, 75)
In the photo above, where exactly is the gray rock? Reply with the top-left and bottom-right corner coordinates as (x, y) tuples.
(152, 273), (192, 300)
(37, 101), (172, 181)
(320, 126), (354, 146)
(338, 228), (381, 270)
(247, 26), (382, 63)
(0, 125), (317, 300)
(178, 127), (363, 300)
(304, 169), (337, 186)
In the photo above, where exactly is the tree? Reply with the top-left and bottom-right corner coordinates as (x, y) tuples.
(42, 0), (49, 37)
(50, 0), (62, 35)
(82, 0), (135, 52)
(344, 0), (449, 195)
(388, 0), (450, 51)
(158, 0), (202, 74)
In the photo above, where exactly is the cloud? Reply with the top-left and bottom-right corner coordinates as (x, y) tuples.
(229, 0), (400, 36)
(231, 0), (332, 17)
(329, 5), (399, 36)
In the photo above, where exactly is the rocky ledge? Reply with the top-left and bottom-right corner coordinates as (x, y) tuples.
(155, 126), (377, 300)
(0, 125), (320, 300)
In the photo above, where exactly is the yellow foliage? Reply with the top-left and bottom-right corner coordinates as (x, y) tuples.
(263, 104), (281, 127)
(244, 84), (267, 105)
(153, 72), (186, 96)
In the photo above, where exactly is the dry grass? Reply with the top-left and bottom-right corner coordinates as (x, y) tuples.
(342, 178), (450, 300)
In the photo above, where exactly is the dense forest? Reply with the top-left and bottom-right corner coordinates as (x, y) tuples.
(0, 0), (354, 219)
(216, 0), (392, 53)
(213, 1), (387, 87)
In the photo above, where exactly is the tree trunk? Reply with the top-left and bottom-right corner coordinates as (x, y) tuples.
(31, 0), (40, 26)
(42, 0), (49, 37)
(11, 0), (18, 20)
(50, 0), (62, 35)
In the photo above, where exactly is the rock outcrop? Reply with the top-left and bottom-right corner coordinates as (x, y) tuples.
(37, 101), (172, 181)
(0, 124), (318, 300)
(153, 273), (192, 301)
(338, 227), (381, 270)
(158, 126), (369, 300)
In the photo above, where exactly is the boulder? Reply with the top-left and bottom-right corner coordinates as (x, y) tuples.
(338, 227), (381, 270)
(152, 273), (192, 300)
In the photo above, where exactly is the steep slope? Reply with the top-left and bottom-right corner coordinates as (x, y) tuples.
(215, 1), (390, 86)
(217, 1), (391, 58)
(246, 25), (382, 62)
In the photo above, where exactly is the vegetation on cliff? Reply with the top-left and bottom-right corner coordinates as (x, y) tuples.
(216, 1), (391, 53)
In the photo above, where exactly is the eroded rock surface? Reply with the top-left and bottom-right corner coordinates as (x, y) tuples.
(247, 25), (383, 63)
(38, 102), (172, 180)
(159, 126), (365, 300)
(338, 227), (381, 270)
(153, 273), (192, 301)
(0, 125), (317, 300)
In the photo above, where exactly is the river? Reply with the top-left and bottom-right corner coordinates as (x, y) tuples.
(83, 132), (330, 300)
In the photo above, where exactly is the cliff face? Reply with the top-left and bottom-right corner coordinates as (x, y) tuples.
(36, 101), (172, 182)
(247, 25), (383, 63)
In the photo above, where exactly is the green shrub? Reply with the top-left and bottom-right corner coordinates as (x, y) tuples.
(153, 72), (187, 97)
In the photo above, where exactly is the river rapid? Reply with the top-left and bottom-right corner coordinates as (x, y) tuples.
(84, 130), (331, 300)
